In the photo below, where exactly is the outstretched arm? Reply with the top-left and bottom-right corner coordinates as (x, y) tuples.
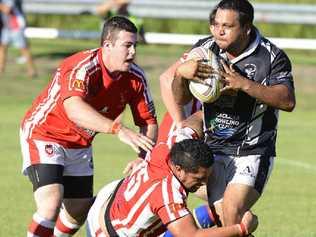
(63, 96), (154, 153)
(160, 60), (187, 125)
(167, 211), (258, 237)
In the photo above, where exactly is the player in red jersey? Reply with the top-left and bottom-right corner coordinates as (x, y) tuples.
(86, 139), (258, 237)
(20, 16), (158, 237)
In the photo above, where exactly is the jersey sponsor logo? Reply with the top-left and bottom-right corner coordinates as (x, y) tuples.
(72, 79), (86, 92)
(244, 64), (257, 80)
(206, 113), (239, 138)
(44, 144), (54, 156)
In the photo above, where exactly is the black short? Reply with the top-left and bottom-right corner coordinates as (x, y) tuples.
(26, 164), (93, 198)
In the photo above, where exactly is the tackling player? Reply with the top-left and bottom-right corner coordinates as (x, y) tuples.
(86, 139), (258, 237)
(20, 16), (157, 237)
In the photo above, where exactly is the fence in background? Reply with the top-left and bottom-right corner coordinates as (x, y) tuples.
(25, 27), (316, 50)
(23, 0), (316, 49)
(23, 0), (316, 25)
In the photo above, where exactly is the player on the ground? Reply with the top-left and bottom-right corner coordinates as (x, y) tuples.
(86, 139), (258, 237)
(20, 16), (157, 237)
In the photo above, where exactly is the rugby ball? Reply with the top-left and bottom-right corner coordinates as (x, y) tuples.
(188, 51), (222, 103)
(189, 76), (221, 103)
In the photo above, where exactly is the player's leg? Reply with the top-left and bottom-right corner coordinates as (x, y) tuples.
(0, 43), (8, 74)
(222, 183), (260, 225)
(20, 47), (37, 78)
(20, 132), (67, 237)
(86, 179), (122, 237)
(221, 155), (274, 226)
(54, 147), (94, 236)
(16, 30), (37, 78)
(206, 155), (227, 226)
(26, 164), (64, 237)
(0, 28), (9, 74)
(54, 176), (94, 236)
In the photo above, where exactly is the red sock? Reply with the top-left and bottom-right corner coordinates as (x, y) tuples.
(53, 209), (80, 236)
(27, 212), (55, 237)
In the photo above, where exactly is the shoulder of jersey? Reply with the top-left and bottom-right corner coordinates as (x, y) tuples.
(129, 63), (147, 82)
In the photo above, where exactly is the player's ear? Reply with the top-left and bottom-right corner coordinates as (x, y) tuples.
(209, 24), (215, 35)
(174, 165), (184, 178)
(174, 165), (182, 172)
(245, 24), (251, 35)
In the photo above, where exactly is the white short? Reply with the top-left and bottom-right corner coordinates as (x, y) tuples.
(1, 28), (27, 48)
(207, 154), (274, 204)
(20, 130), (93, 176)
(86, 180), (121, 237)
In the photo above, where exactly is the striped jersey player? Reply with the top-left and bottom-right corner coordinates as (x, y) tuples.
(86, 139), (258, 237)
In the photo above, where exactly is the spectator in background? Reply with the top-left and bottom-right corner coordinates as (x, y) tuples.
(0, 0), (37, 78)
(96, 0), (146, 43)
(20, 16), (157, 237)
(0, 1), (2, 40)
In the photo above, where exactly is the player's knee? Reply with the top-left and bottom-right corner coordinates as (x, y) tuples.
(35, 188), (63, 220)
(193, 204), (215, 228)
(63, 198), (94, 224)
(36, 202), (61, 221)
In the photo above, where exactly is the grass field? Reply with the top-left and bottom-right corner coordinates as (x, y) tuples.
(1, 38), (316, 236)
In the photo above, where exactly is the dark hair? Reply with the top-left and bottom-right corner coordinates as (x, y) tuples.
(211, 0), (254, 27)
(170, 139), (214, 173)
(100, 16), (137, 45)
(209, 6), (217, 25)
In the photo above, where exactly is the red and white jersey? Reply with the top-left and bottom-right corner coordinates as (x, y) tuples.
(109, 143), (189, 236)
(21, 48), (157, 148)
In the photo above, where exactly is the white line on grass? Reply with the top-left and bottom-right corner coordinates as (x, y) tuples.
(277, 158), (316, 172)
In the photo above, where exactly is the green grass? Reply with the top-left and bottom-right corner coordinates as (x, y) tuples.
(1, 38), (316, 236)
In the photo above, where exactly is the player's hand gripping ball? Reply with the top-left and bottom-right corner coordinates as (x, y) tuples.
(188, 50), (223, 103)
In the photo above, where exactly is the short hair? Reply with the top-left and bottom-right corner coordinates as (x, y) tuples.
(170, 139), (214, 173)
(211, 0), (254, 27)
(100, 16), (137, 45)
(209, 6), (217, 25)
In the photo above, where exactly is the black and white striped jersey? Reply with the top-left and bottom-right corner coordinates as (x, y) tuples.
(193, 28), (294, 156)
